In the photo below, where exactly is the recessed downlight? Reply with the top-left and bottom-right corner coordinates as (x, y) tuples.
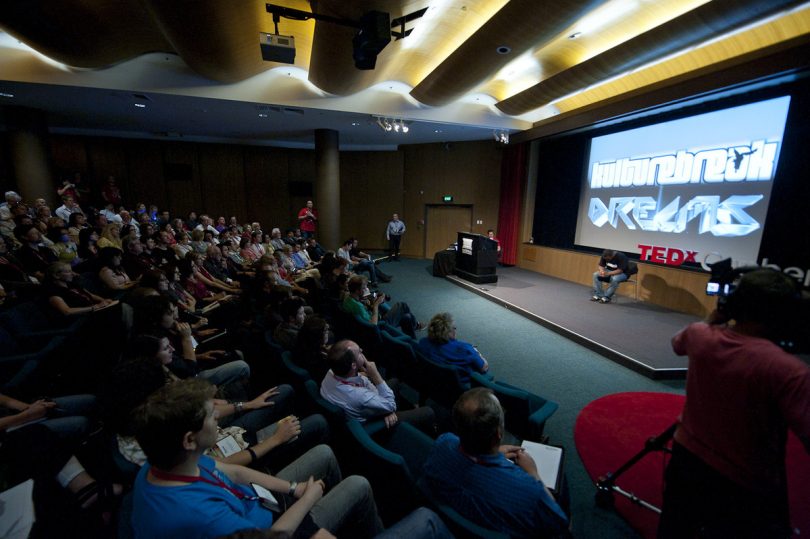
(496, 45), (511, 55)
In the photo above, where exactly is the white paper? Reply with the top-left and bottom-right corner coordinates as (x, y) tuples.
(521, 440), (563, 490)
(0, 479), (35, 539)
(215, 435), (242, 457)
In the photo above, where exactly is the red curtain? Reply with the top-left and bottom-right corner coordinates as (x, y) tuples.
(496, 142), (527, 265)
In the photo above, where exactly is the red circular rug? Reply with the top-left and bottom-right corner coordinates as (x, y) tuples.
(574, 391), (810, 538)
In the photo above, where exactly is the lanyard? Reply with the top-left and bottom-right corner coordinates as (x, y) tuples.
(332, 373), (365, 388)
(150, 465), (258, 501)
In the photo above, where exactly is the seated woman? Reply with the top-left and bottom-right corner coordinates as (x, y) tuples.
(417, 312), (489, 383)
(273, 297), (306, 350)
(106, 337), (327, 475)
(189, 228), (208, 256)
(133, 295), (244, 387)
(47, 226), (79, 266)
(96, 223), (123, 250)
(172, 231), (193, 259)
(97, 246), (137, 296)
(292, 316), (331, 382)
(341, 275), (424, 338)
(76, 227), (99, 265)
(44, 262), (118, 318)
(178, 257), (233, 304)
(185, 252), (240, 295)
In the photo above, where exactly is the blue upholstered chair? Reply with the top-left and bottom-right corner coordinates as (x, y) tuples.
(469, 372), (558, 442)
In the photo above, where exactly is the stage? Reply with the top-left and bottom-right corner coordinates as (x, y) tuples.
(447, 266), (700, 379)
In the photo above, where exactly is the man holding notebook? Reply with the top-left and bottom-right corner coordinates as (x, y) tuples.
(422, 388), (569, 538)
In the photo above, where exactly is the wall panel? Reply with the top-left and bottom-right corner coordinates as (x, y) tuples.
(339, 151), (403, 250)
(518, 243), (714, 317)
(198, 144), (246, 222)
(402, 140), (502, 257)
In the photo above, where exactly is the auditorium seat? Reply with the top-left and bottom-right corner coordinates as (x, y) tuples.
(416, 477), (509, 539)
(469, 372), (558, 442)
(345, 419), (432, 524)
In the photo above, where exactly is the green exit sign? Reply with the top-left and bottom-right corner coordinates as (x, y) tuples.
(443, 195), (453, 203)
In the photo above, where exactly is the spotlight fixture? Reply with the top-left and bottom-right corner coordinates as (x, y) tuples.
(493, 130), (509, 144)
(373, 116), (410, 134)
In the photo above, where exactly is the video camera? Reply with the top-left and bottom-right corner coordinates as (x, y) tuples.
(706, 258), (809, 354)
(705, 258), (746, 297)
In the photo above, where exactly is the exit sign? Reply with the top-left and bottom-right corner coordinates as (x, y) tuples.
(443, 195), (453, 203)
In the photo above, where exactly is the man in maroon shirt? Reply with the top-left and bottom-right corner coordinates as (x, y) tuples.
(659, 269), (810, 539)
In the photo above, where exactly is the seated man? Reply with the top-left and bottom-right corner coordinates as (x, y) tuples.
(131, 378), (383, 539)
(422, 388), (569, 538)
(591, 249), (630, 304)
(337, 238), (389, 285)
(342, 275), (423, 338)
(320, 339), (435, 432)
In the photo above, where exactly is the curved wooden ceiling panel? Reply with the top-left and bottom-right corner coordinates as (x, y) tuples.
(142, 0), (271, 83)
(496, 0), (806, 115)
(0, 0), (171, 68)
(410, 0), (607, 107)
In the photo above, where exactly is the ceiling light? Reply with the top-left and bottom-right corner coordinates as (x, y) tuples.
(134, 103), (146, 108)
(258, 113), (269, 118)
(493, 130), (509, 144)
(496, 45), (512, 55)
(0, 92), (14, 98)
(568, 32), (582, 39)
(351, 122), (360, 126)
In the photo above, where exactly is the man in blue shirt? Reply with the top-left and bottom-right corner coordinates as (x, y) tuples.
(417, 312), (489, 384)
(422, 388), (569, 538)
(385, 213), (406, 261)
(131, 378), (383, 539)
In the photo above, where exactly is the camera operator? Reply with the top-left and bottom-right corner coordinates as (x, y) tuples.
(658, 269), (810, 539)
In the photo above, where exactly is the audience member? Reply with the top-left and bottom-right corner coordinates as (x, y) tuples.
(131, 378), (383, 538)
(320, 340), (435, 432)
(417, 312), (489, 383)
(422, 388), (569, 538)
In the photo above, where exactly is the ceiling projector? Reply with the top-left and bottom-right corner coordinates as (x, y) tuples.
(259, 33), (296, 64)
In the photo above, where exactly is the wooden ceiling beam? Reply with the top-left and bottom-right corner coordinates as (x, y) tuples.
(497, 0), (806, 115)
(511, 35), (810, 143)
(409, 0), (606, 107)
(0, 0), (170, 68)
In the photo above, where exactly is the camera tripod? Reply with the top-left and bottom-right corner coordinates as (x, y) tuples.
(594, 423), (677, 514)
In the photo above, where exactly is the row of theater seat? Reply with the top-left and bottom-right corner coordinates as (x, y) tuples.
(265, 306), (560, 538)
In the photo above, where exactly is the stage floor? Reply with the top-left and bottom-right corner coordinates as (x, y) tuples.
(447, 266), (700, 379)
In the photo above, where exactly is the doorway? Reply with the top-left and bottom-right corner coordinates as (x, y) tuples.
(424, 205), (473, 258)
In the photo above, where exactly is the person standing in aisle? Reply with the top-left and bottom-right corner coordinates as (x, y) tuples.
(386, 213), (406, 261)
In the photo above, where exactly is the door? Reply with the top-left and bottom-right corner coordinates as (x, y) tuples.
(425, 205), (473, 258)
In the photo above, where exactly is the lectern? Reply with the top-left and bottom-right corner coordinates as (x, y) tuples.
(454, 231), (498, 284)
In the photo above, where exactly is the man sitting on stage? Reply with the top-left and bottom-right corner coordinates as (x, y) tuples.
(422, 388), (569, 538)
(591, 249), (630, 304)
(658, 269), (810, 539)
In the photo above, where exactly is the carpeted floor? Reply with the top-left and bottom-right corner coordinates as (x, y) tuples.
(373, 258), (687, 538)
(574, 392), (810, 538)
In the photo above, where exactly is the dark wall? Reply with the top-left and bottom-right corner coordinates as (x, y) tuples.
(1, 133), (502, 256)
